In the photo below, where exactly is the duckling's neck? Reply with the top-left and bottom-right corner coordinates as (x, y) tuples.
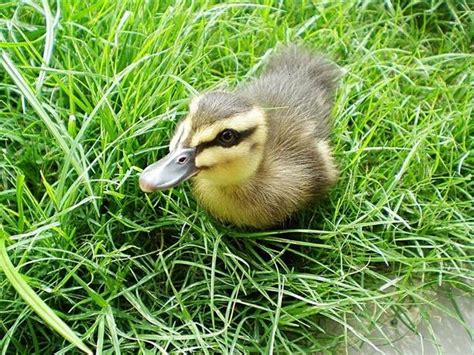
(192, 155), (293, 228)
(192, 165), (272, 227)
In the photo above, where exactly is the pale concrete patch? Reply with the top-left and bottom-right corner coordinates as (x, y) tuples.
(348, 288), (473, 355)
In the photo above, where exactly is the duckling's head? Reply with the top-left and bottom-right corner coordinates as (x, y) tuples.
(139, 91), (268, 192)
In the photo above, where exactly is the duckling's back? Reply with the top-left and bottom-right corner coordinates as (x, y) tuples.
(232, 46), (340, 226)
(240, 45), (340, 141)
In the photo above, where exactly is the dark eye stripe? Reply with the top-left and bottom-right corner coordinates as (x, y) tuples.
(196, 126), (257, 152)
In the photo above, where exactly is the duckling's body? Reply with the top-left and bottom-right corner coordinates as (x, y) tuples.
(139, 46), (339, 228)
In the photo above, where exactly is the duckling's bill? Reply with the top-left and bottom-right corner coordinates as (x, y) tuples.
(139, 147), (198, 192)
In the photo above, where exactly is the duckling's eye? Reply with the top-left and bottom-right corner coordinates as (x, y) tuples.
(218, 129), (239, 147)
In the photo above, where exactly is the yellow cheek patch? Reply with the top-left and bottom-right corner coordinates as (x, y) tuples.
(195, 142), (264, 185)
(190, 107), (266, 147)
(195, 144), (250, 168)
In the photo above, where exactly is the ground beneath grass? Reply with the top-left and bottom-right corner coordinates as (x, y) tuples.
(0, 1), (472, 353)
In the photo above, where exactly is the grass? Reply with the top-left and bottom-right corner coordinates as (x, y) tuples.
(0, 0), (472, 353)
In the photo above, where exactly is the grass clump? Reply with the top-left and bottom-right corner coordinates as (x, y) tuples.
(0, 0), (472, 353)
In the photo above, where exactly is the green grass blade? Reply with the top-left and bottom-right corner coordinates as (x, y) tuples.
(0, 238), (93, 354)
(0, 1), (472, 352)
(0, 51), (97, 213)
(35, 0), (60, 92)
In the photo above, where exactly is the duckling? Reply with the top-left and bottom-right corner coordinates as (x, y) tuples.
(139, 46), (340, 228)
